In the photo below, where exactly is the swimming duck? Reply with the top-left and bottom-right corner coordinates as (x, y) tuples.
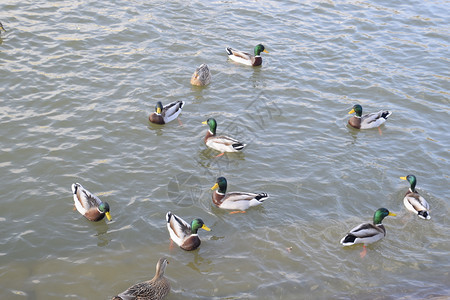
(202, 118), (246, 156)
(340, 208), (396, 258)
(226, 44), (269, 66)
(400, 175), (430, 220)
(0, 22), (5, 33)
(166, 212), (211, 251)
(71, 183), (112, 222)
(112, 257), (170, 300)
(211, 177), (269, 213)
(149, 100), (185, 124)
(347, 104), (392, 129)
(190, 63), (211, 86)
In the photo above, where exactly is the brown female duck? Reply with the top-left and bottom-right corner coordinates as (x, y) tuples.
(112, 257), (170, 300)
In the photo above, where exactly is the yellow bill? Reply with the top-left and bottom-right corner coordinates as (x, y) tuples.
(400, 176), (407, 180)
(201, 224), (211, 231)
(202, 121), (207, 125)
(211, 183), (219, 190)
(348, 108), (355, 114)
(388, 212), (396, 216)
(263, 49), (269, 53)
(105, 211), (112, 221)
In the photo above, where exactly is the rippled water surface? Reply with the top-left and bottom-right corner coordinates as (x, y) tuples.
(1, 0), (449, 299)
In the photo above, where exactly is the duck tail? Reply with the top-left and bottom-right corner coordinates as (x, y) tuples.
(232, 142), (246, 151)
(381, 111), (392, 119)
(340, 234), (356, 245)
(418, 210), (430, 220)
(71, 183), (80, 194)
(255, 193), (268, 202)
(166, 211), (173, 223)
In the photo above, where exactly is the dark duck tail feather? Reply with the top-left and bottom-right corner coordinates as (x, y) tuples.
(255, 193), (268, 202)
(381, 111), (392, 119)
(232, 142), (245, 151)
(418, 210), (430, 219)
(341, 234), (357, 244)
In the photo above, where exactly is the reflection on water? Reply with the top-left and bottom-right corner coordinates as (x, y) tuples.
(186, 253), (213, 274)
(92, 222), (111, 247)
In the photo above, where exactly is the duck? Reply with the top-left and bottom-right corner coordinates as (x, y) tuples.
(340, 208), (396, 258)
(0, 22), (5, 34)
(112, 257), (170, 300)
(166, 212), (210, 251)
(202, 118), (246, 156)
(400, 175), (431, 220)
(211, 177), (269, 213)
(149, 100), (185, 124)
(190, 63), (211, 86)
(71, 183), (112, 222)
(226, 44), (269, 66)
(347, 104), (392, 129)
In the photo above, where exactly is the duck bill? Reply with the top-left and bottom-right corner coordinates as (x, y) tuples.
(156, 107), (162, 114)
(388, 212), (396, 216)
(201, 224), (211, 231)
(211, 183), (219, 190)
(348, 109), (355, 114)
(399, 176), (407, 180)
(263, 49), (269, 53)
(105, 212), (112, 221)
(202, 121), (207, 125)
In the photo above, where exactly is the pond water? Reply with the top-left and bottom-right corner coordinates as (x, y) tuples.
(0, 0), (449, 299)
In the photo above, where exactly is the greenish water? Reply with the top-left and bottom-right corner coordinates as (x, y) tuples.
(0, 0), (449, 299)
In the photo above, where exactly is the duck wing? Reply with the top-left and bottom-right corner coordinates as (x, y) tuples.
(72, 183), (101, 212)
(404, 192), (430, 219)
(219, 192), (268, 210)
(116, 281), (156, 300)
(340, 223), (384, 245)
(226, 47), (252, 60)
(207, 135), (246, 152)
(162, 101), (185, 123)
(224, 192), (265, 202)
(166, 212), (191, 239)
(360, 111), (392, 128)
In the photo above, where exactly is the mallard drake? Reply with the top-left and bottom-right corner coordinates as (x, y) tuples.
(191, 64), (211, 86)
(340, 208), (396, 258)
(0, 22), (5, 33)
(149, 100), (185, 124)
(71, 183), (112, 222)
(211, 177), (269, 213)
(226, 44), (269, 66)
(347, 104), (392, 129)
(400, 175), (430, 220)
(166, 212), (210, 251)
(112, 257), (170, 300)
(202, 118), (246, 156)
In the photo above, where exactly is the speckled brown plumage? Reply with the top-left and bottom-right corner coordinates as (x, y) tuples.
(112, 258), (170, 300)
